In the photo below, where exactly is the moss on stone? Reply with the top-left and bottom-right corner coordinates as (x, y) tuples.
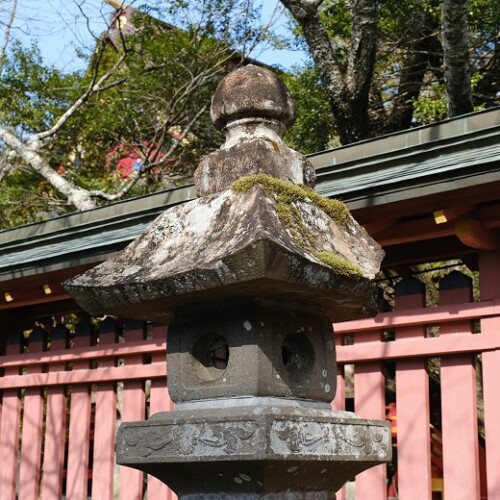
(231, 174), (362, 276)
(231, 174), (350, 227)
(313, 251), (363, 277)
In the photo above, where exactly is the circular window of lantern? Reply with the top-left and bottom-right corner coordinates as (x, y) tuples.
(192, 332), (229, 381)
(281, 332), (315, 379)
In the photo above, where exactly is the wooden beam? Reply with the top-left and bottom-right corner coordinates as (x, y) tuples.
(375, 217), (454, 246)
(334, 299), (500, 333)
(0, 362), (166, 389)
(337, 331), (500, 363)
(455, 218), (500, 250)
(363, 219), (397, 236)
(382, 236), (475, 268)
(433, 204), (475, 224)
(0, 292), (70, 311)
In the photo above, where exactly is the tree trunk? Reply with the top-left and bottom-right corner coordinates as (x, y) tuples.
(384, 11), (442, 133)
(280, 0), (378, 144)
(442, 0), (474, 116)
(0, 126), (97, 211)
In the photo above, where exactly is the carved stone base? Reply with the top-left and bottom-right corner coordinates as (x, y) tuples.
(117, 400), (391, 498)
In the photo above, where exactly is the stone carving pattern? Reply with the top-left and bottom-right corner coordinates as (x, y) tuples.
(271, 420), (389, 458)
(122, 420), (258, 458)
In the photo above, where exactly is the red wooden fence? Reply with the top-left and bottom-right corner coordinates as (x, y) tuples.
(334, 255), (500, 499)
(0, 318), (175, 500)
(1, 254), (500, 498)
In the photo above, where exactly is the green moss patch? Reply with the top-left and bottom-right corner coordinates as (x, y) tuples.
(231, 174), (362, 277)
(232, 174), (350, 226)
(313, 251), (363, 277)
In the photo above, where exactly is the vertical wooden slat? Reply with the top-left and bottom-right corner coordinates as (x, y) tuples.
(91, 317), (118, 500)
(394, 278), (432, 499)
(479, 250), (500, 498)
(332, 331), (346, 500)
(119, 320), (146, 500)
(147, 323), (177, 499)
(439, 271), (480, 498)
(18, 326), (45, 499)
(0, 328), (23, 500)
(354, 331), (386, 499)
(40, 324), (69, 499)
(332, 332), (346, 412)
(66, 322), (93, 499)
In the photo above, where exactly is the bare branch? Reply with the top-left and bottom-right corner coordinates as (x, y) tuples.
(87, 102), (209, 202)
(0, 125), (97, 210)
(28, 52), (127, 150)
(0, 0), (18, 75)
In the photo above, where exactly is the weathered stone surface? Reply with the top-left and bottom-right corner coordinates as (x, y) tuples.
(65, 63), (391, 498)
(195, 65), (315, 195)
(194, 126), (316, 196)
(117, 403), (391, 497)
(167, 299), (336, 403)
(64, 185), (384, 323)
(210, 65), (295, 131)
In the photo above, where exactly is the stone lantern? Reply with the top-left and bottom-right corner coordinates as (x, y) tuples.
(65, 65), (391, 499)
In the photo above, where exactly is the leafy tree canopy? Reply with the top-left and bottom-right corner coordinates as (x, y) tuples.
(281, 0), (499, 142)
(0, 0), (499, 228)
(0, 0), (272, 228)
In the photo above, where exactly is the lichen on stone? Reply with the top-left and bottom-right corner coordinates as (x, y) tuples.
(231, 174), (363, 277)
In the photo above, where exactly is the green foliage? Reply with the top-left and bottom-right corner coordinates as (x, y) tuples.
(281, 64), (338, 153)
(410, 83), (449, 125)
(288, 0), (499, 133)
(0, 42), (82, 135)
(0, 0), (269, 228)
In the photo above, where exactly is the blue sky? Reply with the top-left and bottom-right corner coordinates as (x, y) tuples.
(6, 0), (307, 73)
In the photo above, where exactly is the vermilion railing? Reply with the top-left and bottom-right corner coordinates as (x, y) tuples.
(1, 261), (500, 499)
(333, 266), (498, 500)
(0, 319), (175, 500)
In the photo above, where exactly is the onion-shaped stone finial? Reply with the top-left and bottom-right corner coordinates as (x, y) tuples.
(210, 64), (296, 132)
(195, 64), (315, 196)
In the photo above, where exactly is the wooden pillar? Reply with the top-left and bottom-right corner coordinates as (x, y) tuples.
(119, 320), (146, 500)
(91, 317), (118, 500)
(0, 328), (23, 500)
(479, 250), (500, 498)
(354, 330), (387, 499)
(439, 271), (480, 498)
(147, 323), (177, 499)
(40, 324), (69, 499)
(394, 277), (432, 499)
(66, 322), (93, 499)
(18, 326), (45, 499)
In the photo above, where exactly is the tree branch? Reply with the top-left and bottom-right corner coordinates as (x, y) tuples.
(280, 0), (377, 143)
(87, 102), (209, 202)
(346, 0), (378, 99)
(0, 125), (97, 210)
(28, 52), (127, 150)
(0, 0), (18, 75)
(442, 0), (474, 116)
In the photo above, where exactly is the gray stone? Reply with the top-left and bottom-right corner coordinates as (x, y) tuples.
(210, 65), (296, 131)
(167, 299), (336, 403)
(117, 402), (391, 498)
(195, 64), (315, 196)
(64, 185), (383, 323)
(64, 64), (391, 499)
